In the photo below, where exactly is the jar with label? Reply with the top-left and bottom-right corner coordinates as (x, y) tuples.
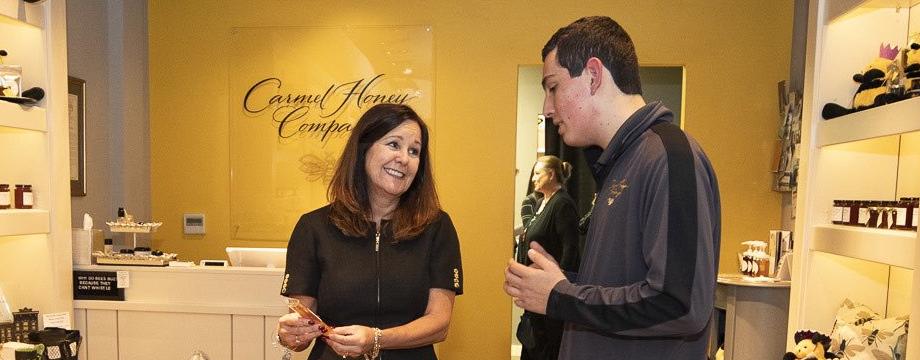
(885, 200), (899, 229)
(831, 200), (844, 224)
(877, 201), (892, 229)
(840, 200), (852, 225)
(866, 201), (880, 228)
(13, 184), (23, 209)
(893, 199), (908, 229)
(0, 184), (10, 209)
(905, 197), (920, 231)
(21, 184), (33, 209)
(854, 200), (869, 226)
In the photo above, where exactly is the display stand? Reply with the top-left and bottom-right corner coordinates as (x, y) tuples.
(97, 221), (174, 266)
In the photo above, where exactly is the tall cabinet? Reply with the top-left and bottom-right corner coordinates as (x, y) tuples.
(789, 0), (920, 358)
(0, 0), (72, 320)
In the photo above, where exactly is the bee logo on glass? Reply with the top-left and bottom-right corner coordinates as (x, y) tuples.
(607, 179), (629, 206)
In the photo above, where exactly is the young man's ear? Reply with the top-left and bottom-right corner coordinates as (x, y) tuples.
(585, 57), (604, 95)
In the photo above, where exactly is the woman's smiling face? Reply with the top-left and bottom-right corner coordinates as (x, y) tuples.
(365, 120), (422, 201)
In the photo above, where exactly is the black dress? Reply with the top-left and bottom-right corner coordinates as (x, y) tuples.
(519, 189), (579, 360)
(281, 205), (464, 360)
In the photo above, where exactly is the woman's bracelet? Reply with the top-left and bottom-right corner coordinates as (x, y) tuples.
(363, 327), (382, 360)
(274, 327), (308, 354)
(272, 329), (294, 360)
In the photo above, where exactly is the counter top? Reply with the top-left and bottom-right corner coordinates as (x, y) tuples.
(717, 273), (791, 288)
(74, 264), (285, 274)
(73, 264), (287, 316)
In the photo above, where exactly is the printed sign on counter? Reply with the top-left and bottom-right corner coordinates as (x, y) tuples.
(73, 271), (125, 301)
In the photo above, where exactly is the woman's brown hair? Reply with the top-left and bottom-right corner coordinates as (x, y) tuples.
(327, 103), (441, 241)
(537, 155), (573, 185)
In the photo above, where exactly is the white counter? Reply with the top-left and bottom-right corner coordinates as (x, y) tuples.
(72, 265), (290, 360)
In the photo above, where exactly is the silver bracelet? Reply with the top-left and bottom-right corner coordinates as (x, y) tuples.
(272, 329), (294, 360)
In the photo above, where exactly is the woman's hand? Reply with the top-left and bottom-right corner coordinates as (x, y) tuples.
(278, 312), (326, 351)
(323, 325), (375, 357)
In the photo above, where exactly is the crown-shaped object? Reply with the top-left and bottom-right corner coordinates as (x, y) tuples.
(880, 43), (900, 60)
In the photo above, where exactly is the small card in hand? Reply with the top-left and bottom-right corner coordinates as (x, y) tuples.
(287, 298), (333, 333)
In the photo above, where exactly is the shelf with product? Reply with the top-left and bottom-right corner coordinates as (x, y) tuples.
(789, 1), (920, 358)
(0, 0), (73, 327)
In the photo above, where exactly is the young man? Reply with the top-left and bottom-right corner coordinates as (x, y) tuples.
(504, 16), (721, 359)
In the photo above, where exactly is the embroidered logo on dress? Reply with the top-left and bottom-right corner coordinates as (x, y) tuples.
(452, 268), (460, 288)
(281, 273), (290, 293)
(607, 179), (629, 206)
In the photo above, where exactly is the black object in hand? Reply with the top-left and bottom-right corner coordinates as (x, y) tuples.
(21, 87), (44, 101)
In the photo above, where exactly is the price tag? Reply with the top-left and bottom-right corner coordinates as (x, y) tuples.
(42, 312), (71, 330)
(116, 271), (129, 289)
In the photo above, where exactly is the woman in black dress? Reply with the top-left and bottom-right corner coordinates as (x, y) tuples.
(518, 155), (579, 360)
(276, 104), (463, 360)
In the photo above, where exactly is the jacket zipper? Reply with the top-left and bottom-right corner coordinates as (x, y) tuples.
(375, 230), (382, 359)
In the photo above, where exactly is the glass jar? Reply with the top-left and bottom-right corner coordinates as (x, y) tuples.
(877, 201), (891, 229)
(831, 200), (844, 224)
(21, 184), (33, 209)
(851, 200), (867, 226)
(13, 184), (23, 209)
(866, 201), (880, 228)
(0, 184), (9, 209)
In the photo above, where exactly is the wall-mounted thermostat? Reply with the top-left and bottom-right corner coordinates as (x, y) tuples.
(184, 213), (206, 234)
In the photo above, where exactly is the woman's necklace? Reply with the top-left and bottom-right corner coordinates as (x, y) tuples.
(536, 188), (558, 215)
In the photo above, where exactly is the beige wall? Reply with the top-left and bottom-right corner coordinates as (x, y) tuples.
(149, 1), (792, 358)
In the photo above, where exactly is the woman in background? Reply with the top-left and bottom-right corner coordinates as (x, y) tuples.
(276, 103), (463, 360)
(517, 155), (579, 360)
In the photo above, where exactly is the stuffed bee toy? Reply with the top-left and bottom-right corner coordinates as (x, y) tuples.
(905, 43), (920, 98)
(822, 44), (905, 119)
(782, 330), (837, 360)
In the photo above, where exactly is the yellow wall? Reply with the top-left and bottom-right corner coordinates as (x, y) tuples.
(149, 1), (792, 358)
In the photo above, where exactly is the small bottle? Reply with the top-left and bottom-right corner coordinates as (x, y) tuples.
(0, 184), (10, 209)
(887, 201), (899, 229)
(906, 198), (920, 231)
(851, 200), (865, 226)
(877, 201), (890, 229)
(134, 247), (151, 257)
(103, 238), (114, 254)
(831, 200), (844, 224)
(854, 200), (872, 226)
(21, 184), (33, 209)
(13, 185), (23, 209)
(841, 200), (852, 225)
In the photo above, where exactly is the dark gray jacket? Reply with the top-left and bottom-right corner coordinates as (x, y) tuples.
(548, 102), (721, 359)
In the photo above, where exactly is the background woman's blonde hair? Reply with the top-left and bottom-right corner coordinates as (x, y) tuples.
(537, 155), (572, 185)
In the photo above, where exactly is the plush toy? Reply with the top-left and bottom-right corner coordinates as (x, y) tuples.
(822, 44), (905, 119)
(905, 43), (920, 98)
(783, 330), (837, 360)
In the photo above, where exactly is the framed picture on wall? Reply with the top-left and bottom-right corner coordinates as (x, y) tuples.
(68, 76), (86, 197)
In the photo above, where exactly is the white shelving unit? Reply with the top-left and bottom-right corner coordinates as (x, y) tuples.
(0, 0), (73, 322)
(789, 1), (920, 358)
(812, 225), (915, 269)
(0, 209), (50, 237)
(0, 100), (46, 132)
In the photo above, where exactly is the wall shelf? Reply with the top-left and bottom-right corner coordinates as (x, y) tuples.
(0, 100), (46, 132)
(817, 97), (920, 147)
(812, 224), (915, 269)
(0, 209), (50, 236)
